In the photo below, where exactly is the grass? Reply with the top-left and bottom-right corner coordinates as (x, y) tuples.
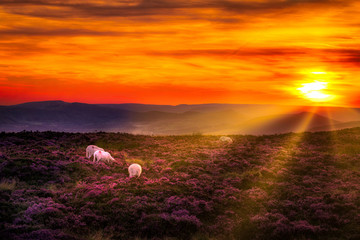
(125, 158), (146, 166)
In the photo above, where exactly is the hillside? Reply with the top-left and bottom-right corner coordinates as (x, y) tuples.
(3, 101), (360, 135)
(237, 112), (340, 134)
(0, 129), (359, 239)
(310, 120), (360, 132)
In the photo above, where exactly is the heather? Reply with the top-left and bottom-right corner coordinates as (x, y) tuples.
(0, 130), (359, 240)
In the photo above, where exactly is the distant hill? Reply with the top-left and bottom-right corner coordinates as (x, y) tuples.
(1, 101), (238, 133)
(0, 101), (134, 132)
(309, 120), (360, 132)
(310, 106), (360, 122)
(1, 101), (359, 134)
(237, 112), (340, 135)
(97, 103), (267, 114)
(130, 109), (244, 135)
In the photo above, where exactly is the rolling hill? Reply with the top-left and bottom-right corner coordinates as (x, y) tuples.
(1, 100), (359, 134)
(237, 112), (341, 135)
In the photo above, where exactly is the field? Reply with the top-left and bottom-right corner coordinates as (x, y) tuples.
(0, 129), (359, 240)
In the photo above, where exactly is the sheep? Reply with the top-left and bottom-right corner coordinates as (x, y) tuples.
(86, 145), (104, 160)
(128, 163), (142, 178)
(219, 136), (233, 144)
(93, 150), (115, 163)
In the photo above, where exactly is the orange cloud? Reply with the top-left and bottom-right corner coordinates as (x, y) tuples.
(1, 0), (360, 106)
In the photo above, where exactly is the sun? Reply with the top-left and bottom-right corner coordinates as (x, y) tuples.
(295, 70), (337, 103)
(297, 81), (334, 102)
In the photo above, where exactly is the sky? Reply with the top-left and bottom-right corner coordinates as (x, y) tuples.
(1, 0), (360, 106)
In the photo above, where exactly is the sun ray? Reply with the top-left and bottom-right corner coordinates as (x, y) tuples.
(294, 107), (317, 133)
(324, 107), (337, 132)
(235, 105), (304, 135)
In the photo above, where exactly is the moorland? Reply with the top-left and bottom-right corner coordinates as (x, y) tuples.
(0, 129), (359, 239)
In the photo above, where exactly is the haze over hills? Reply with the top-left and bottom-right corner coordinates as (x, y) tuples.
(237, 112), (341, 135)
(1, 100), (360, 134)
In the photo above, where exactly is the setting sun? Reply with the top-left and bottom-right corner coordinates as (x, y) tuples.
(298, 81), (334, 102)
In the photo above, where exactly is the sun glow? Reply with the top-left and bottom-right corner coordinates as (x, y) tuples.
(298, 81), (334, 102)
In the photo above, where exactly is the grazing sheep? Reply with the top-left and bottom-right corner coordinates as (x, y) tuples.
(86, 145), (104, 160)
(219, 136), (233, 143)
(93, 150), (115, 163)
(128, 163), (142, 178)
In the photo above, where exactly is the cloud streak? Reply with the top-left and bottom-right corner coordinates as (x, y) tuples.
(1, 0), (360, 106)
(1, 0), (354, 18)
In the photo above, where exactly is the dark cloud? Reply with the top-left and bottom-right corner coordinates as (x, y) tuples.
(145, 48), (309, 58)
(0, 26), (178, 38)
(145, 47), (360, 69)
(323, 49), (360, 67)
(218, 0), (351, 13)
(0, 27), (119, 36)
(0, 0), (353, 18)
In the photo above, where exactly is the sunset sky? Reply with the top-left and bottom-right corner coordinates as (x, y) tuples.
(1, 0), (360, 106)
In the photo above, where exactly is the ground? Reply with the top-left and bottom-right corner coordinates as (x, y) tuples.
(0, 130), (359, 239)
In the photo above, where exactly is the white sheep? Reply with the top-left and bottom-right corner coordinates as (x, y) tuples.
(86, 145), (104, 160)
(219, 136), (233, 144)
(93, 150), (115, 163)
(128, 163), (142, 178)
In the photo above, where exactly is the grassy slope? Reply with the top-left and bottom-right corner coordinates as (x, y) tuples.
(0, 129), (359, 240)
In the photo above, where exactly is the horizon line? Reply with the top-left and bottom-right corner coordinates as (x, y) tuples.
(0, 99), (353, 108)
